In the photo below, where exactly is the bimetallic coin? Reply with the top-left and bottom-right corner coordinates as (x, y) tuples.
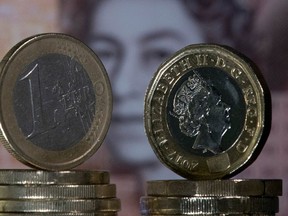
(0, 184), (116, 199)
(0, 33), (112, 170)
(144, 44), (271, 179)
(0, 198), (120, 212)
(0, 170), (110, 185)
(146, 179), (282, 196)
(140, 196), (278, 214)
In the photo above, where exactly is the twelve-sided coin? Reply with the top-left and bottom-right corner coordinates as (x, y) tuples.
(144, 44), (270, 179)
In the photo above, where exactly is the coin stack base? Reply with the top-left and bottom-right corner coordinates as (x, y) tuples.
(0, 170), (121, 215)
(140, 179), (282, 216)
(0, 34), (118, 215)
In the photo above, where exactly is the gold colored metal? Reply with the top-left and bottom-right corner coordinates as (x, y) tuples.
(0, 170), (110, 185)
(146, 179), (282, 196)
(0, 184), (116, 199)
(0, 33), (113, 170)
(140, 196), (278, 214)
(143, 214), (275, 216)
(144, 44), (270, 179)
(0, 198), (121, 212)
(0, 214), (117, 216)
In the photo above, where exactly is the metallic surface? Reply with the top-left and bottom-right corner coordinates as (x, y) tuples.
(0, 33), (112, 170)
(13, 53), (96, 151)
(146, 179), (282, 196)
(140, 196), (278, 214)
(144, 44), (270, 179)
(0, 170), (110, 185)
(142, 214), (275, 216)
(0, 214), (117, 216)
(0, 198), (120, 212)
(0, 184), (116, 199)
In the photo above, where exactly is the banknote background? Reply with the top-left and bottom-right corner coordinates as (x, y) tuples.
(0, 1), (287, 216)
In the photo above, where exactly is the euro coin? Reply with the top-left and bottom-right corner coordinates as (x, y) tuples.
(144, 44), (270, 179)
(0, 198), (120, 212)
(146, 179), (282, 196)
(140, 196), (278, 214)
(0, 184), (116, 199)
(0, 33), (112, 170)
(0, 170), (110, 185)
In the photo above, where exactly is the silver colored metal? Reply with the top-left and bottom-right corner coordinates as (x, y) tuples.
(0, 33), (113, 170)
(140, 196), (279, 214)
(144, 44), (270, 179)
(0, 198), (121, 212)
(146, 179), (282, 196)
(0, 170), (110, 185)
(0, 184), (116, 199)
(142, 214), (275, 216)
(0, 213), (117, 216)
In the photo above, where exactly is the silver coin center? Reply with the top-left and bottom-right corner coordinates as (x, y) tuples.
(13, 53), (96, 151)
(172, 70), (231, 154)
(167, 67), (245, 157)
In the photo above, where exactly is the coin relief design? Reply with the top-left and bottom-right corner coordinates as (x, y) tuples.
(13, 53), (95, 151)
(168, 68), (245, 156)
(0, 33), (112, 170)
(144, 44), (270, 179)
(170, 71), (232, 155)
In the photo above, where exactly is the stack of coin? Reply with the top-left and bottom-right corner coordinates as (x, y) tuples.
(0, 33), (119, 215)
(0, 170), (120, 214)
(140, 179), (282, 215)
(144, 44), (282, 215)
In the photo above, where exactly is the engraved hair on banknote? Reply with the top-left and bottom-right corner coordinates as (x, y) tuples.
(171, 70), (231, 154)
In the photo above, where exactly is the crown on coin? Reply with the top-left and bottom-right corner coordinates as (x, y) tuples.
(172, 70), (210, 117)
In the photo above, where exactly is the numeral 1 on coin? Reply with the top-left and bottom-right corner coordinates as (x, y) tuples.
(20, 64), (50, 139)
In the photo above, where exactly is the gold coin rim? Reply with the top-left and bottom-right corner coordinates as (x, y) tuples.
(146, 179), (282, 196)
(0, 198), (121, 212)
(0, 184), (116, 199)
(0, 169), (110, 184)
(144, 43), (270, 179)
(0, 33), (112, 170)
(140, 196), (278, 213)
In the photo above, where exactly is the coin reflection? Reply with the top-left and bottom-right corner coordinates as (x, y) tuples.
(171, 70), (231, 154)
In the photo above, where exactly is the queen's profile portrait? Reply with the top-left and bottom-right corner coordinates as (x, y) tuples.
(172, 71), (231, 154)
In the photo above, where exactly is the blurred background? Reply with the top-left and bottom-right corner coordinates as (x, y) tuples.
(0, 0), (287, 215)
